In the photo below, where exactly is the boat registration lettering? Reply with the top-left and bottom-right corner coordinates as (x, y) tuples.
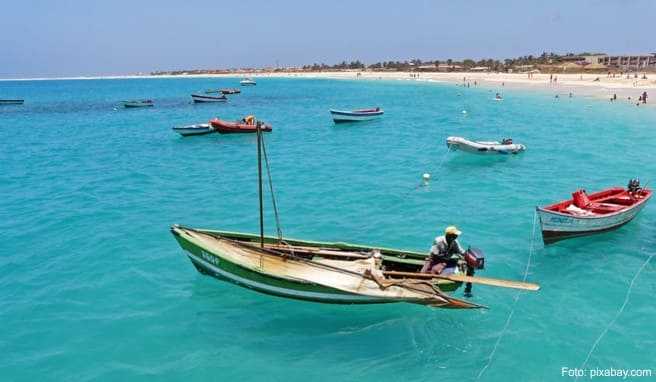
(200, 250), (220, 266)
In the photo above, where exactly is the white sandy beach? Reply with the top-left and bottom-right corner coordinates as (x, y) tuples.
(3, 70), (654, 106)
(233, 71), (656, 105)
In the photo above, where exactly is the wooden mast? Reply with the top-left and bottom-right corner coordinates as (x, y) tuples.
(257, 123), (264, 248)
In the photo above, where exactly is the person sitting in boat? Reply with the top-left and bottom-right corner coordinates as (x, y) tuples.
(242, 115), (255, 125)
(421, 226), (465, 275)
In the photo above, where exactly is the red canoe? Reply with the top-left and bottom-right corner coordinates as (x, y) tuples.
(537, 180), (652, 244)
(210, 118), (272, 134)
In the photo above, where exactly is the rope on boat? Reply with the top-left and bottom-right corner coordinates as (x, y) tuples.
(574, 250), (653, 381)
(476, 210), (538, 380)
(260, 133), (284, 243)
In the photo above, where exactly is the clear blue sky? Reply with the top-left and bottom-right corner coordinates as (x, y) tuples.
(1, 0), (654, 78)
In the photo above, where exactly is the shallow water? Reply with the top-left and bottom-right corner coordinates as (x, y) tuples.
(1, 77), (655, 381)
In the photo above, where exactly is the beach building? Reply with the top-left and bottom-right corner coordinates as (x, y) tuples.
(470, 66), (489, 72)
(594, 54), (656, 70)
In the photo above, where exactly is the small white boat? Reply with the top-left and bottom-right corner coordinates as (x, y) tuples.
(240, 78), (256, 86)
(329, 107), (384, 123)
(172, 123), (215, 137)
(191, 94), (227, 103)
(446, 137), (526, 155)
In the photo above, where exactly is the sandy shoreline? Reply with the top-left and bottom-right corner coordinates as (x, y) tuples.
(3, 71), (654, 106)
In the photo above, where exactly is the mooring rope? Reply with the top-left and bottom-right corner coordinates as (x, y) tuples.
(260, 135), (283, 242)
(405, 147), (452, 195)
(574, 250), (653, 381)
(476, 210), (538, 380)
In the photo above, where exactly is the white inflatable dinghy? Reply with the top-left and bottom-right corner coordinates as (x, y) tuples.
(446, 136), (526, 155)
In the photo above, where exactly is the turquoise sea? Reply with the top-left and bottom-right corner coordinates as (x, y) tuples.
(1, 77), (655, 381)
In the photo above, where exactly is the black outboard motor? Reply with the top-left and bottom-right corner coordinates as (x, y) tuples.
(464, 247), (485, 270)
(627, 178), (641, 194)
(463, 247), (485, 298)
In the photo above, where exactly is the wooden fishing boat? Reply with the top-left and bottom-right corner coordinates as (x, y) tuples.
(170, 226), (490, 307)
(240, 78), (256, 86)
(330, 107), (383, 123)
(537, 179), (652, 244)
(220, 88), (241, 94)
(121, 100), (154, 108)
(191, 93), (227, 103)
(172, 123), (215, 137)
(210, 117), (272, 134)
(171, 124), (539, 308)
(0, 99), (24, 105)
(446, 136), (526, 155)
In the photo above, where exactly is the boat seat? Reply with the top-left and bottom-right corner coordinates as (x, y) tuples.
(588, 202), (625, 214)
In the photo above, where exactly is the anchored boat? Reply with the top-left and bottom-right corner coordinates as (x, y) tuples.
(220, 88), (241, 94)
(537, 179), (652, 244)
(172, 123), (215, 137)
(192, 93), (227, 103)
(446, 136), (526, 155)
(0, 99), (24, 105)
(330, 107), (383, 123)
(240, 78), (256, 86)
(171, 125), (539, 308)
(210, 117), (272, 134)
(121, 100), (154, 108)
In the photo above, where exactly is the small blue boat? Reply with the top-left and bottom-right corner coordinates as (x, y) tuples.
(330, 107), (384, 123)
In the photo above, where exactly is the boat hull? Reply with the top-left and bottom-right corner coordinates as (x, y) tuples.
(537, 201), (649, 244)
(210, 118), (272, 134)
(446, 137), (525, 155)
(192, 94), (227, 103)
(330, 109), (384, 123)
(171, 227), (466, 306)
(0, 99), (24, 105)
(172, 124), (214, 137)
(122, 101), (153, 108)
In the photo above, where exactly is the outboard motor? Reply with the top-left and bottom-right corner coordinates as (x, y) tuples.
(463, 247), (484, 298)
(627, 178), (641, 194)
(464, 247), (485, 270)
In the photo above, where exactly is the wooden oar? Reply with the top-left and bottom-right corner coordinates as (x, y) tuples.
(383, 271), (540, 291)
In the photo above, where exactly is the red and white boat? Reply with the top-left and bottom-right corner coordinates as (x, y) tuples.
(209, 117), (272, 134)
(537, 180), (652, 244)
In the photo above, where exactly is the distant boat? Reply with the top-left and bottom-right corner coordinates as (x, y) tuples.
(240, 78), (256, 86)
(121, 100), (154, 108)
(220, 88), (241, 94)
(191, 94), (227, 103)
(446, 137), (526, 155)
(537, 179), (652, 244)
(172, 123), (215, 137)
(330, 107), (384, 123)
(210, 117), (272, 134)
(0, 99), (25, 105)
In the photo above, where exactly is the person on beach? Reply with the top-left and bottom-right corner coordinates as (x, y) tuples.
(643, 91), (648, 104)
(421, 226), (465, 276)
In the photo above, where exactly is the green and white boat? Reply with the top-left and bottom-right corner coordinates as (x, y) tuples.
(171, 226), (481, 307)
(171, 125), (539, 308)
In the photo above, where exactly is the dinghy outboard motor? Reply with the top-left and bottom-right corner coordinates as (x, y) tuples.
(627, 178), (641, 194)
(463, 247), (485, 298)
(464, 247), (485, 270)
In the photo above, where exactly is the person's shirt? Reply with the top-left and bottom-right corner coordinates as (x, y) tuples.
(430, 235), (465, 260)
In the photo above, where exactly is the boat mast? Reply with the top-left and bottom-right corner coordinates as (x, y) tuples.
(257, 123), (264, 248)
